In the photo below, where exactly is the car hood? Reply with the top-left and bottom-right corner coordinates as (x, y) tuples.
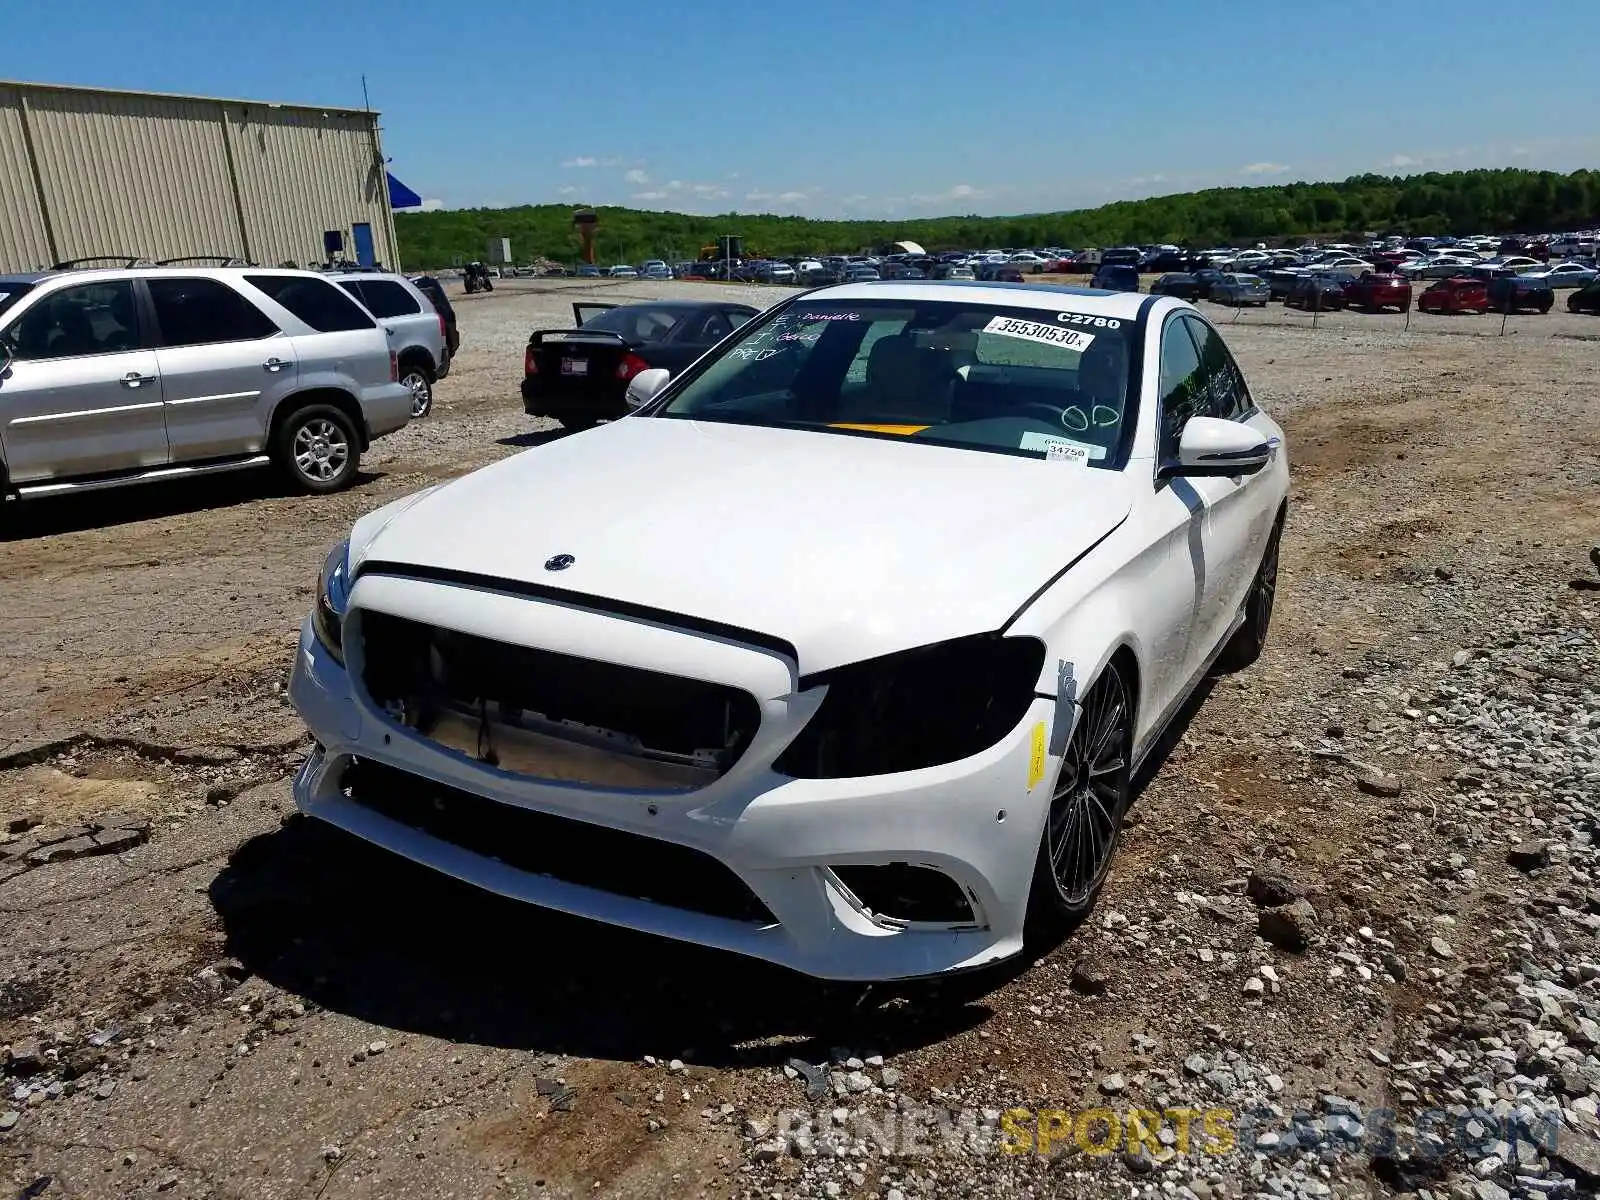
(350, 418), (1133, 675)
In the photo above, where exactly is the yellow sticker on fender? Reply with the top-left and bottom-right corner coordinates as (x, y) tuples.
(1027, 722), (1047, 791)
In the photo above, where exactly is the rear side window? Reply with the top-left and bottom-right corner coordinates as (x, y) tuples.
(342, 279), (421, 319)
(244, 274), (375, 332)
(148, 277), (279, 346)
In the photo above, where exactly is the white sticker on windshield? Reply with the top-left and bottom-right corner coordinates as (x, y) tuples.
(983, 315), (1096, 352)
(1046, 442), (1089, 465)
(1020, 431), (1106, 461)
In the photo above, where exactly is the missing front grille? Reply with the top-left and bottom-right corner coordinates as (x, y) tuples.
(357, 611), (761, 787)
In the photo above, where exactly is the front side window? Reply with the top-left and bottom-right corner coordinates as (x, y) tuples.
(244, 274), (374, 333)
(1156, 317), (1205, 460)
(148, 277), (279, 346)
(1182, 316), (1251, 421)
(5, 281), (139, 361)
(652, 298), (1137, 467)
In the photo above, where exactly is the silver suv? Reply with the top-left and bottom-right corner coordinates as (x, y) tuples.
(0, 267), (412, 502)
(325, 272), (449, 418)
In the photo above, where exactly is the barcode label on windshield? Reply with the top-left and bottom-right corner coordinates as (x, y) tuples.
(982, 316), (1096, 351)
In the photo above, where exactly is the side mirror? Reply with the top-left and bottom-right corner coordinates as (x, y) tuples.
(1160, 416), (1277, 479)
(624, 367), (671, 409)
(0, 338), (13, 376)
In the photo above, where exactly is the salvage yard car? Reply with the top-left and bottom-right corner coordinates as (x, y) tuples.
(521, 300), (759, 429)
(289, 281), (1288, 982)
(0, 266), (411, 503)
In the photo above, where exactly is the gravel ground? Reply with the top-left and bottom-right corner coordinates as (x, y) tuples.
(1, 278), (1598, 1200)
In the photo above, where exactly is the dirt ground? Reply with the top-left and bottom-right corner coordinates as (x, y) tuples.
(2, 277), (1598, 1200)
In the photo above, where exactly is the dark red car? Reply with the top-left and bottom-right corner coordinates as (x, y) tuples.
(1417, 277), (1489, 315)
(1343, 271), (1413, 312)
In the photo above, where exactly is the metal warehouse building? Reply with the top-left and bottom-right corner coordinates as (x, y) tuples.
(0, 78), (402, 273)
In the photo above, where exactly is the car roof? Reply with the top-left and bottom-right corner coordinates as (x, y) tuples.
(0, 273), (46, 285)
(805, 279), (1156, 319)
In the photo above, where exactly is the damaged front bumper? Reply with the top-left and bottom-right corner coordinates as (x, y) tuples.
(286, 587), (1066, 982)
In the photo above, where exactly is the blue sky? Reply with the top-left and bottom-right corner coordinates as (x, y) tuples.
(6, 0), (1595, 218)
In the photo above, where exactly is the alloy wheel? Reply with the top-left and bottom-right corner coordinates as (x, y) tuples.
(1046, 664), (1131, 907)
(292, 418), (350, 483)
(1251, 526), (1280, 639)
(403, 370), (433, 418)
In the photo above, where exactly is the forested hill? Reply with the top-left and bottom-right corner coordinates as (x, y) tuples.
(394, 168), (1599, 268)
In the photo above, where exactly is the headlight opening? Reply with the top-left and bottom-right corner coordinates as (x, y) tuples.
(773, 634), (1046, 779)
(311, 540), (351, 662)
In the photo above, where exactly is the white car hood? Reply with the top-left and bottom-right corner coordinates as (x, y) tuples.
(352, 418), (1131, 674)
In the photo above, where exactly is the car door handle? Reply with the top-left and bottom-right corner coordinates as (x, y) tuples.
(263, 358), (287, 372)
(120, 372), (157, 388)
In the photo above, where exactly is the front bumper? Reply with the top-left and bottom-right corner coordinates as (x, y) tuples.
(288, 591), (1069, 983)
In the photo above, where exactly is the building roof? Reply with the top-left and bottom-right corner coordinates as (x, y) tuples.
(0, 77), (380, 118)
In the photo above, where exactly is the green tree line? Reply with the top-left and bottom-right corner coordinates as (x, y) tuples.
(394, 168), (1599, 270)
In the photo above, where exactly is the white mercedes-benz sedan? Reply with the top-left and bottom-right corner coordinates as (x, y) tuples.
(288, 280), (1288, 982)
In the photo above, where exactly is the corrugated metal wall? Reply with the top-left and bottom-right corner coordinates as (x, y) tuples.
(0, 81), (399, 273)
(0, 85), (55, 269)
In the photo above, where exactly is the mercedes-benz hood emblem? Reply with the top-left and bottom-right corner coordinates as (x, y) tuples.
(544, 553), (575, 571)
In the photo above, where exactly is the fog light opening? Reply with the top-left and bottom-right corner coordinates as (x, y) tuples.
(831, 863), (980, 929)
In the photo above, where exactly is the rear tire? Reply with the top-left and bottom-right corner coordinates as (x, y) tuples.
(554, 414), (598, 431)
(1026, 661), (1134, 935)
(273, 404), (361, 494)
(1215, 518), (1282, 673)
(400, 362), (435, 418)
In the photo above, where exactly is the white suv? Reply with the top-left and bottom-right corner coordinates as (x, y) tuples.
(0, 266), (412, 503)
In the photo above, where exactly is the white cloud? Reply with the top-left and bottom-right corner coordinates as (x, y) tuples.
(908, 183), (990, 205)
(632, 190), (668, 202)
(1240, 162), (1289, 176)
(777, 190), (809, 203)
(556, 186), (578, 197)
(562, 156), (598, 168)
(418, 197), (444, 212)
(624, 168), (650, 184)
(744, 190), (774, 202)
(1387, 154), (1418, 168)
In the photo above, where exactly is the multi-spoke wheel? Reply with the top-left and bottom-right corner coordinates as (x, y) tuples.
(401, 364), (434, 418)
(1215, 516), (1282, 672)
(1028, 660), (1134, 928)
(273, 404), (362, 494)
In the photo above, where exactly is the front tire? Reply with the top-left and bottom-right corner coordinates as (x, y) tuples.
(553, 413), (598, 431)
(273, 404), (361, 494)
(1215, 518), (1282, 672)
(1027, 661), (1134, 931)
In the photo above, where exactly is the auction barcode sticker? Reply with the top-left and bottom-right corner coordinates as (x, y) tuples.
(982, 315), (1096, 351)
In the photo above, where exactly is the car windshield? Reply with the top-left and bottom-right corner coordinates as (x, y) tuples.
(0, 283), (34, 320)
(651, 297), (1135, 468)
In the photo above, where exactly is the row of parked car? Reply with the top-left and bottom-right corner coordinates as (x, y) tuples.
(1134, 262), (1600, 315)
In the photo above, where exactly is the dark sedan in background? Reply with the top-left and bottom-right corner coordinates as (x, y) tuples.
(522, 300), (759, 429)
(1568, 281), (1600, 314)
(1090, 263), (1141, 292)
(1486, 276), (1554, 313)
(1148, 272), (1208, 301)
(1209, 273), (1271, 306)
(1284, 274), (1350, 311)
